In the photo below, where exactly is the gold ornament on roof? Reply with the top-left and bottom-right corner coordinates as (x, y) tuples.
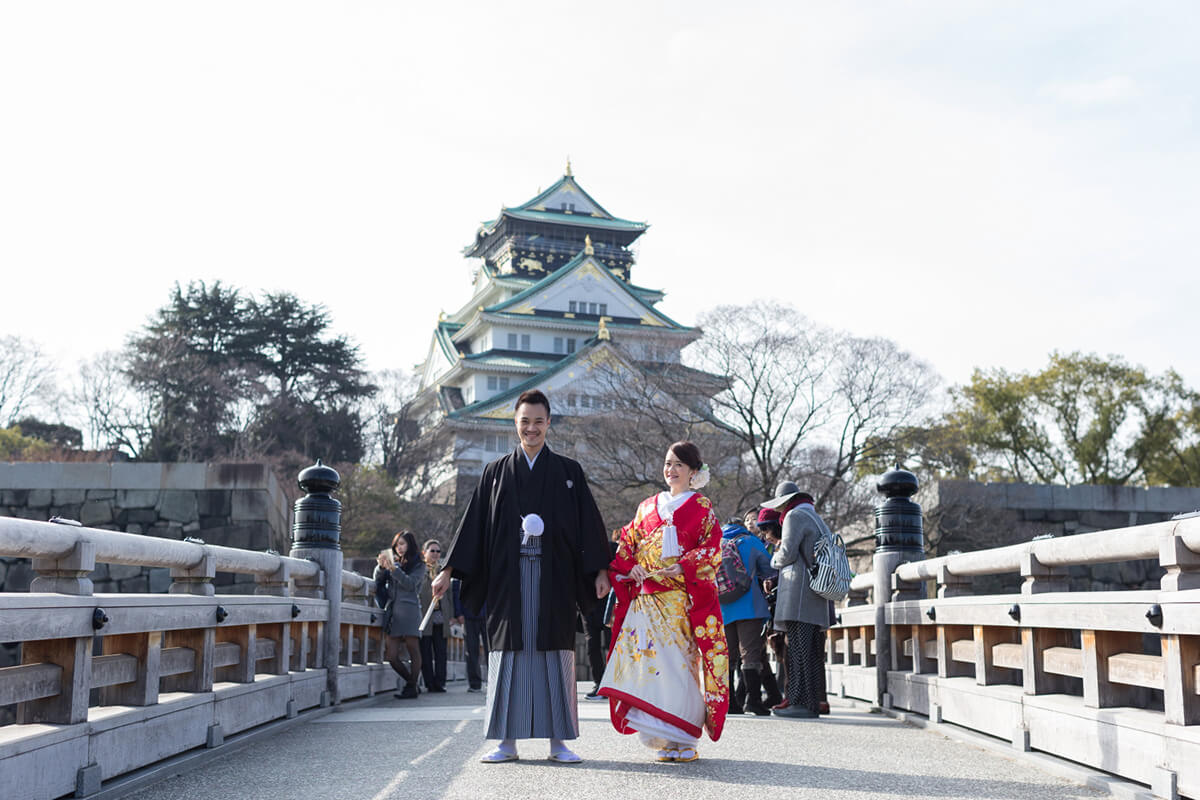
(597, 317), (611, 341)
(584, 234), (594, 256)
(565, 157), (573, 177)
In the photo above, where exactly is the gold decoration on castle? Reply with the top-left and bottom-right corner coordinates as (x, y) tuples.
(584, 234), (594, 256)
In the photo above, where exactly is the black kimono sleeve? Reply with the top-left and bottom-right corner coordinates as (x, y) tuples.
(441, 461), (495, 617)
(573, 464), (611, 577)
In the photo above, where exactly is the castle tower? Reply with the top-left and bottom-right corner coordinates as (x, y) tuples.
(411, 168), (714, 503)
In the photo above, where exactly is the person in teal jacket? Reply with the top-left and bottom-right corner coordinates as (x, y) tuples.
(718, 522), (777, 715)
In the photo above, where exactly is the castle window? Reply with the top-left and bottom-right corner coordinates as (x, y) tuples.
(566, 339), (576, 354)
(588, 302), (598, 315)
(507, 333), (517, 349)
(499, 377), (510, 391)
(520, 334), (530, 351)
(568, 393), (577, 407)
(599, 303), (607, 317)
(568, 301), (577, 313)
(581, 396), (592, 409)
(554, 337), (563, 354)
(487, 376), (497, 390)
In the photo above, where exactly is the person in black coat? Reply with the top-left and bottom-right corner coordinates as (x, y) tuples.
(431, 389), (611, 763)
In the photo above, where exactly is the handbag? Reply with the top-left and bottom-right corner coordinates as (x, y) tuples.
(809, 526), (853, 602)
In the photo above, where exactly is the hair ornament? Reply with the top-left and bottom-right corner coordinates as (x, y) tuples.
(689, 463), (711, 490)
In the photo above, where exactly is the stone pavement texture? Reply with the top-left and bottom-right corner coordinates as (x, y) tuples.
(121, 683), (1104, 800)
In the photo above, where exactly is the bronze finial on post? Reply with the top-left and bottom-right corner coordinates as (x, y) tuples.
(871, 467), (926, 708)
(290, 459), (344, 705)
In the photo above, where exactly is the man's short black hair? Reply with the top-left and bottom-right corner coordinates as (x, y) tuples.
(515, 389), (551, 416)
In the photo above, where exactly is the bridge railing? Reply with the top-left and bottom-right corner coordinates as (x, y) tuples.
(0, 515), (395, 800)
(826, 514), (1200, 800)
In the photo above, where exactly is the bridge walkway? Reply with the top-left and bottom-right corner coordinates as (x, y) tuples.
(116, 683), (1116, 800)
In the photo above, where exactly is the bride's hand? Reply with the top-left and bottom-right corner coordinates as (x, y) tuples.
(656, 563), (683, 578)
(628, 564), (649, 583)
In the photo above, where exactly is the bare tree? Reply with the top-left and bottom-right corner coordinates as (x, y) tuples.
(70, 351), (153, 456)
(552, 353), (742, 526)
(365, 369), (462, 504)
(684, 302), (940, 533)
(815, 335), (940, 515)
(0, 336), (56, 428)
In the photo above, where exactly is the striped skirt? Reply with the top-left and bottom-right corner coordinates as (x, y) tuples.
(484, 542), (579, 740)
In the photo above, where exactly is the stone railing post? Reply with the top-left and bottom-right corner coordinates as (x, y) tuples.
(30, 535), (96, 596)
(872, 468), (926, 707)
(289, 460), (343, 706)
(1161, 527), (1200, 726)
(1020, 551), (1069, 594)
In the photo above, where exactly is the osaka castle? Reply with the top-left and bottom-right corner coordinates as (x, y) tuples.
(413, 166), (715, 503)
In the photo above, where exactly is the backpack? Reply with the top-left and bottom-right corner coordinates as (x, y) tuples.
(809, 523), (853, 602)
(716, 535), (753, 603)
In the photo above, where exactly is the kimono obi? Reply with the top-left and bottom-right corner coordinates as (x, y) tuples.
(638, 574), (684, 596)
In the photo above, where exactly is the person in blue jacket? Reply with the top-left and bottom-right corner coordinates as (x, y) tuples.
(718, 521), (777, 715)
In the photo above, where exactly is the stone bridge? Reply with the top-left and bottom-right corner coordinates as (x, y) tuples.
(1, 466), (1197, 799)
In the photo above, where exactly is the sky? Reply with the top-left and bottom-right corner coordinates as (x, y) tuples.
(2, 1), (1199, 407)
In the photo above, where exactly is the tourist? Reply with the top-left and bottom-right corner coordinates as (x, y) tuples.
(598, 441), (729, 763)
(718, 519), (777, 716)
(374, 530), (424, 699)
(452, 577), (487, 693)
(765, 481), (833, 719)
(431, 389), (611, 764)
(754, 508), (787, 708)
(418, 539), (454, 693)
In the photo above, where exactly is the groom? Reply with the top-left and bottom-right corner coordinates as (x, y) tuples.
(432, 389), (611, 762)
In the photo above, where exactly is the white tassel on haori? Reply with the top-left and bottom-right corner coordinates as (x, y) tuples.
(660, 523), (681, 559)
(521, 513), (544, 546)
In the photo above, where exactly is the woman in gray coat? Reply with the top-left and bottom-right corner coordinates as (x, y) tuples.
(374, 530), (426, 699)
(766, 482), (832, 719)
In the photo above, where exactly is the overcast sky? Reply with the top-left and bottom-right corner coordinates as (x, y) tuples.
(3, 1), (1198, 404)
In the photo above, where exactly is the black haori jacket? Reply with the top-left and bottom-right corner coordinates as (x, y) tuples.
(443, 445), (609, 652)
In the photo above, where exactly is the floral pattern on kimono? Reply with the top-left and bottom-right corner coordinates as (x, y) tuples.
(604, 492), (729, 741)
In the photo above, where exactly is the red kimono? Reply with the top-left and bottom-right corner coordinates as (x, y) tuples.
(599, 491), (729, 743)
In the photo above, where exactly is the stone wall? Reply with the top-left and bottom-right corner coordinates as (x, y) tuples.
(0, 462), (293, 597)
(917, 480), (1200, 594)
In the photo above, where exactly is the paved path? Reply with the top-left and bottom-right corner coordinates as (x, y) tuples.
(122, 684), (1106, 800)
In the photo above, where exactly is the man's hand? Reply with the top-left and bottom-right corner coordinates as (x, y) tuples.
(594, 570), (611, 598)
(431, 568), (451, 600)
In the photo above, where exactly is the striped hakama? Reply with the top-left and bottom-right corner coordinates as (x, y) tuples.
(484, 539), (579, 740)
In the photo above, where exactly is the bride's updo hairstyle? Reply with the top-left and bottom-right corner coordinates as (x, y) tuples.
(667, 441), (703, 471)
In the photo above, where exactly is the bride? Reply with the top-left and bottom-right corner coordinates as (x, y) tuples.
(598, 441), (729, 762)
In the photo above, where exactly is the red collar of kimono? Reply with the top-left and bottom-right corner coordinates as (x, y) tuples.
(644, 492), (703, 533)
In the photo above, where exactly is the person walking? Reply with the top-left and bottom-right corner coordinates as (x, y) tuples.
(764, 481), (832, 719)
(374, 531), (424, 699)
(418, 539), (454, 693)
(718, 519), (776, 716)
(431, 389), (611, 764)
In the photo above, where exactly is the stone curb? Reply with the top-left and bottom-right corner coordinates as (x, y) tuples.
(84, 694), (384, 800)
(848, 699), (1158, 800)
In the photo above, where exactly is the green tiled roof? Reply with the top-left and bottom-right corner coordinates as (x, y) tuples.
(434, 321), (463, 361)
(484, 250), (690, 330)
(463, 352), (563, 369)
(499, 208), (648, 232)
(447, 340), (609, 420)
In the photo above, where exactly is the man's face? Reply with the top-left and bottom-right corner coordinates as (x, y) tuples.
(514, 402), (550, 452)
